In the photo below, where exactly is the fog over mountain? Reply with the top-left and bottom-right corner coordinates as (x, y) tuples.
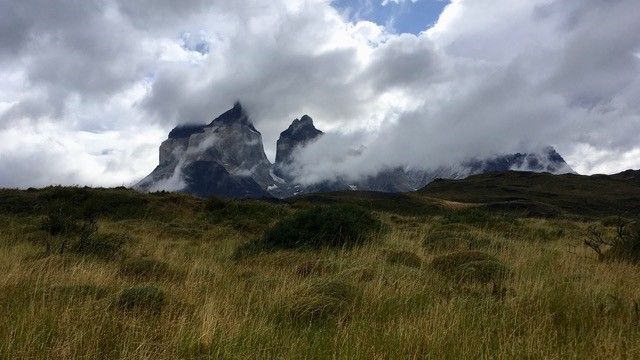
(0, 0), (639, 188)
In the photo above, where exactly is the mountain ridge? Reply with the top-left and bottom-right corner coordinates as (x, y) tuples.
(137, 103), (576, 199)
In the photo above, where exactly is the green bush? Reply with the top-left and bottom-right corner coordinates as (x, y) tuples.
(385, 250), (422, 268)
(235, 205), (382, 257)
(119, 258), (173, 280)
(286, 279), (359, 321)
(585, 220), (640, 263)
(115, 285), (166, 313)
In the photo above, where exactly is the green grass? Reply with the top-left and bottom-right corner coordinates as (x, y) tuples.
(0, 186), (640, 358)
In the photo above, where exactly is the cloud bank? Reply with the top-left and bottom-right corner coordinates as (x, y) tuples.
(0, 0), (638, 187)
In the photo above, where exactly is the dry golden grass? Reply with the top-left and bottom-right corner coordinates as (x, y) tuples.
(1, 210), (640, 359)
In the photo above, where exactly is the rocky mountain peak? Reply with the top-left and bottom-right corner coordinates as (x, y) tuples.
(167, 102), (255, 140)
(275, 115), (323, 164)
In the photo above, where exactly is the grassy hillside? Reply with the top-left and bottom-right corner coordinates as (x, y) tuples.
(1, 180), (640, 359)
(420, 171), (640, 218)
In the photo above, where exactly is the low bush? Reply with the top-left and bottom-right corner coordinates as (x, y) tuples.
(119, 258), (173, 280)
(285, 279), (360, 321)
(384, 250), (422, 268)
(585, 219), (640, 263)
(234, 205), (382, 257)
(115, 285), (166, 313)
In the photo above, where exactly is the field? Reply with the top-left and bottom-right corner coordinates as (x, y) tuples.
(1, 177), (640, 359)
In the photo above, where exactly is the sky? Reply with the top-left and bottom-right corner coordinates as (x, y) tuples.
(0, 0), (639, 188)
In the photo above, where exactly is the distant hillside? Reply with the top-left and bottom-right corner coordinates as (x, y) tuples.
(419, 171), (640, 218)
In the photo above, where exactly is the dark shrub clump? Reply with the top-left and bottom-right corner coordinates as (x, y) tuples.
(235, 205), (382, 257)
(585, 219), (640, 263)
(115, 285), (166, 313)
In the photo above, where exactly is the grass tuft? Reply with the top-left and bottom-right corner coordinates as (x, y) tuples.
(119, 257), (174, 281)
(115, 285), (166, 314)
(285, 279), (360, 322)
(384, 250), (422, 268)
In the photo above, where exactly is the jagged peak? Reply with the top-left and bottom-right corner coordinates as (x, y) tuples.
(167, 102), (259, 140)
(209, 101), (252, 127)
(281, 115), (322, 138)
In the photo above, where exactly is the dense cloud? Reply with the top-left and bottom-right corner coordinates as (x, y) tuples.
(0, 0), (638, 187)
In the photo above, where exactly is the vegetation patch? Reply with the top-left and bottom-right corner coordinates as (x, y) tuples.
(72, 232), (129, 259)
(234, 205), (383, 257)
(423, 224), (496, 251)
(48, 284), (111, 300)
(585, 219), (640, 263)
(384, 250), (422, 268)
(119, 258), (175, 281)
(115, 285), (166, 314)
(295, 260), (338, 277)
(431, 251), (509, 293)
(284, 279), (360, 322)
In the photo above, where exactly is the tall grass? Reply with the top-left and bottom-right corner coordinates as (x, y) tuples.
(0, 193), (639, 359)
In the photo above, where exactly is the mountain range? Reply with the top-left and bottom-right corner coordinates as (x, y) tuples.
(136, 103), (574, 198)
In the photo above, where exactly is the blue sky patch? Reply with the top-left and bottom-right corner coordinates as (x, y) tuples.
(332, 0), (449, 34)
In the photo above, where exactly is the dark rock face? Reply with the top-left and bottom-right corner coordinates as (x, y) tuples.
(136, 103), (576, 199)
(136, 102), (278, 199)
(182, 161), (270, 198)
(275, 115), (323, 165)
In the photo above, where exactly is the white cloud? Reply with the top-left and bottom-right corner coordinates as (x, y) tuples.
(0, 0), (639, 188)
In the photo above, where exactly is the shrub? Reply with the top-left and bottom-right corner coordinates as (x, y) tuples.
(385, 250), (422, 268)
(119, 258), (173, 280)
(286, 280), (359, 321)
(40, 209), (76, 237)
(585, 219), (640, 263)
(235, 205), (382, 257)
(115, 285), (165, 313)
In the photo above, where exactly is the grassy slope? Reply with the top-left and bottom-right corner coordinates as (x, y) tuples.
(0, 179), (639, 359)
(420, 171), (640, 218)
